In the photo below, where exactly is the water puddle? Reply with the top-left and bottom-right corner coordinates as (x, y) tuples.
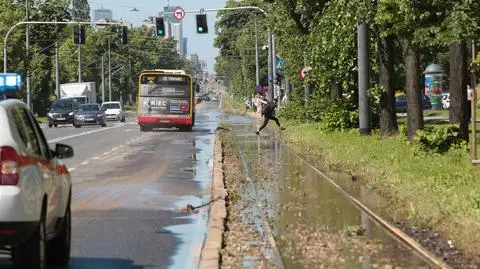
(227, 119), (432, 269)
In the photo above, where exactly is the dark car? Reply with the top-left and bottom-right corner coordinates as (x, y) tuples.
(47, 98), (79, 127)
(395, 94), (431, 113)
(73, 103), (106, 128)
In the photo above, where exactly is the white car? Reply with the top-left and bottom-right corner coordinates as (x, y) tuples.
(0, 98), (73, 269)
(101, 101), (126, 122)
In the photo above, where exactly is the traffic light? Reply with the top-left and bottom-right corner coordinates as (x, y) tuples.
(73, 25), (85, 44)
(119, 26), (128, 44)
(196, 14), (208, 34)
(155, 17), (165, 37)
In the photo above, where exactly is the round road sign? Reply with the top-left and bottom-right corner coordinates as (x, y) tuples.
(173, 7), (185, 21)
(300, 66), (312, 80)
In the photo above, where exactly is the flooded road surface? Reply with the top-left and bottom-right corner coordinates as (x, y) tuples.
(0, 102), (220, 269)
(223, 114), (439, 269)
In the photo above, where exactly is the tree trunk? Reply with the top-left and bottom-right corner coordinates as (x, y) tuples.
(378, 32), (398, 136)
(449, 42), (469, 141)
(402, 39), (424, 139)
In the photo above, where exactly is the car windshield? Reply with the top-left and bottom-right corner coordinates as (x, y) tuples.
(79, 104), (100, 111)
(52, 101), (74, 109)
(102, 103), (121, 109)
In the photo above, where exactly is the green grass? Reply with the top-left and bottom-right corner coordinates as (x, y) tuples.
(123, 104), (136, 112)
(279, 120), (480, 256)
(221, 97), (249, 114)
(35, 116), (48, 124)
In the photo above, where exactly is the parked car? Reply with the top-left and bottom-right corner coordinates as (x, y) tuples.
(101, 101), (125, 122)
(0, 95), (74, 269)
(47, 98), (79, 128)
(73, 103), (107, 128)
(395, 93), (431, 113)
(211, 95), (219, 102)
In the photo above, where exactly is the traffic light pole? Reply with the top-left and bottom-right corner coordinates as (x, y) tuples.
(3, 21), (122, 73)
(182, 6), (275, 99)
(78, 44), (82, 82)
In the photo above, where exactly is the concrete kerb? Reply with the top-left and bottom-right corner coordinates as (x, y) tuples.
(199, 131), (227, 269)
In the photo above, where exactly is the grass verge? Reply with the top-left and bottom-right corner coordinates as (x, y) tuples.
(35, 116), (48, 124)
(278, 119), (480, 257)
(221, 96), (250, 115)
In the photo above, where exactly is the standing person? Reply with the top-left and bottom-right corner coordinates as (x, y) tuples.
(467, 85), (473, 120)
(244, 97), (251, 110)
(255, 98), (285, 135)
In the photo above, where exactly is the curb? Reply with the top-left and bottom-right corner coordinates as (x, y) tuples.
(199, 131), (227, 269)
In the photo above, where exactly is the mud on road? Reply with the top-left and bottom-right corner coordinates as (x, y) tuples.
(217, 122), (440, 269)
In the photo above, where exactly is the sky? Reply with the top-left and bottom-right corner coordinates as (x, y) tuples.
(88, 0), (228, 74)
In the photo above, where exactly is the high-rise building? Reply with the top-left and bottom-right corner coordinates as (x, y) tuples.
(161, 6), (185, 56)
(168, 21), (184, 55)
(182, 38), (188, 56)
(93, 8), (113, 23)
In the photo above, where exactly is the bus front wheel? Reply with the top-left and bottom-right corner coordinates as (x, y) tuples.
(180, 125), (192, 132)
(140, 125), (151, 132)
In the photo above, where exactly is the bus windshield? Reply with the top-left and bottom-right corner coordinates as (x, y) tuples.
(139, 74), (191, 98)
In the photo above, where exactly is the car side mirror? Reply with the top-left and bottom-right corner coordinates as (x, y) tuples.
(54, 143), (74, 159)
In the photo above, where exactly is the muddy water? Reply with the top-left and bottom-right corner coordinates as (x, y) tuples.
(228, 118), (433, 269)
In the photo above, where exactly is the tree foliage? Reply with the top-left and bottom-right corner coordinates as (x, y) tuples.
(215, 0), (480, 141)
(1, 1), (191, 116)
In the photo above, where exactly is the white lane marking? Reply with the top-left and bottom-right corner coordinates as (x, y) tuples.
(47, 123), (125, 144)
(68, 168), (76, 172)
(92, 157), (100, 160)
(103, 152), (110, 155)
(80, 161), (90, 165)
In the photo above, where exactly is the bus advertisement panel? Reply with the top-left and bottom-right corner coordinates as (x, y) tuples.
(137, 71), (194, 132)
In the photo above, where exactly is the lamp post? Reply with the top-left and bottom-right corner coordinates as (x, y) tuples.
(254, 16), (259, 86)
(25, 0), (31, 110)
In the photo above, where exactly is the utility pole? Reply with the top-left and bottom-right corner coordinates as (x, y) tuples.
(54, 16), (60, 99)
(78, 43), (81, 82)
(55, 41), (60, 98)
(285, 77), (290, 104)
(128, 60), (132, 105)
(358, 23), (371, 135)
(304, 53), (309, 103)
(254, 16), (260, 86)
(272, 34), (277, 99)
(101, 55), (105, 103)
(25, 0), (31, 110)
(267, 30), (273, 101)
(108, 39), (112, 101)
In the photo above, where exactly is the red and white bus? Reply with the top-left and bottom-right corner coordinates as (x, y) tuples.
(137, 69), (195, 132)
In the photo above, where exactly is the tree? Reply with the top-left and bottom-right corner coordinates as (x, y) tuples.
(72, 0), (90, 21)
(376, 0), (432, 138)
(377, 25), (398, 136)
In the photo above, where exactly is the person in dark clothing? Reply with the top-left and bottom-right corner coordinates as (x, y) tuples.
(255, 98), (285, 135)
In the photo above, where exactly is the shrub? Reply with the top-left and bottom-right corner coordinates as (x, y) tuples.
(278, 98), (359, 131)
(415, 125), (467, 154)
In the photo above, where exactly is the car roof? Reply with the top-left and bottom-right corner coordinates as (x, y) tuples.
(102, 101), (120, 104)
(0, 99), (30, 148)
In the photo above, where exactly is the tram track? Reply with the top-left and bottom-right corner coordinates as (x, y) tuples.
(233, 128), (451, 269)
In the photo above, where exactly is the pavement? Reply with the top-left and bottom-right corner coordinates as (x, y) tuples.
(0, 102), (221, 269)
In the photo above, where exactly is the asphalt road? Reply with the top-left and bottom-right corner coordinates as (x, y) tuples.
(0, 101), (220, 269)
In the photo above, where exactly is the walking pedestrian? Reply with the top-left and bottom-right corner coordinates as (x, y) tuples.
(255, 98), (285, 135)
